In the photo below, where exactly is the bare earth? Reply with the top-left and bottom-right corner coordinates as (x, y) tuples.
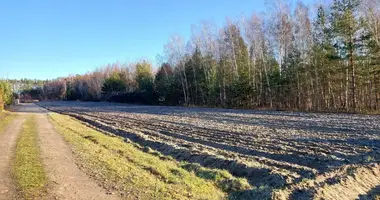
(39, 101), (380, 199)
(9, 104), (121, 200)
(0, 114), (25, 200)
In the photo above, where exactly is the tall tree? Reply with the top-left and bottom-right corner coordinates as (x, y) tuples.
(135, 61), (154, 93)
(330, 0), (362, 111)
(155, 63), (175, 104)
(164, 36), (189, 105)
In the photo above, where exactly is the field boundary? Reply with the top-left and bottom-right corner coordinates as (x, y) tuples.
(47, 112), (238, 199)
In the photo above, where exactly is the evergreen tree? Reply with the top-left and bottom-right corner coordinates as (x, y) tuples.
(330, 0), (362, 111)
(155, 63), (175, 104)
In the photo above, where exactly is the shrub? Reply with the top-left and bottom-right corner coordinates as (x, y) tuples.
(0, 80), (12, 110)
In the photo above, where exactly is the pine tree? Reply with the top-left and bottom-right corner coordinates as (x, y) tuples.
(330, 0), (362, 111)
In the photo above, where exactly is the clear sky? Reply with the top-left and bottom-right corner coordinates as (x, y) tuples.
(0, 0), (314, 80)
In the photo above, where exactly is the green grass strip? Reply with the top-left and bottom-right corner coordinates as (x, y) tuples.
(13, 115), (48, 200)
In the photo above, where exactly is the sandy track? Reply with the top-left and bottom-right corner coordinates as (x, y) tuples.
(0, 114), (25, 200)
(35, 110), (121, 200)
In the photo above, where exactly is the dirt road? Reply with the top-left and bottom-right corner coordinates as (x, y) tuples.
(0, 114), (25, 199)
(1, 104), (120, 200)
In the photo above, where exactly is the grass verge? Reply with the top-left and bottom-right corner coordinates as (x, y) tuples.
(49, 112), (251, 200)
(13, 115), (48, 200)
(0, 111), (16, 133)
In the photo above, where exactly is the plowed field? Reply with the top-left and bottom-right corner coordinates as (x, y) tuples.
(39, 101), (380, 199)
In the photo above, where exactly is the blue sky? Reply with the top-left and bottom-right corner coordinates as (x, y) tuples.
(0, 0), (313, 80)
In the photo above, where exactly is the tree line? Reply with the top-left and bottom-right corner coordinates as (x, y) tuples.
(30, 0), (380, 112)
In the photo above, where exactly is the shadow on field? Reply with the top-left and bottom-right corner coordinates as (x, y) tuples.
(147, 124), (320, 175)
(166, 110), (380, 136)
(228, 186), (274, 200)
(102, 113), (378, 174)
(358, 185), (380, 200)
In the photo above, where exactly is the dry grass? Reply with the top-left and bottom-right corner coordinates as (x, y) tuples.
(0, 111), (16, 133)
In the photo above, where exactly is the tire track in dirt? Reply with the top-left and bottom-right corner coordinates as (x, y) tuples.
(0, 114), (25, 200)
(36, 111), (121, 200)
